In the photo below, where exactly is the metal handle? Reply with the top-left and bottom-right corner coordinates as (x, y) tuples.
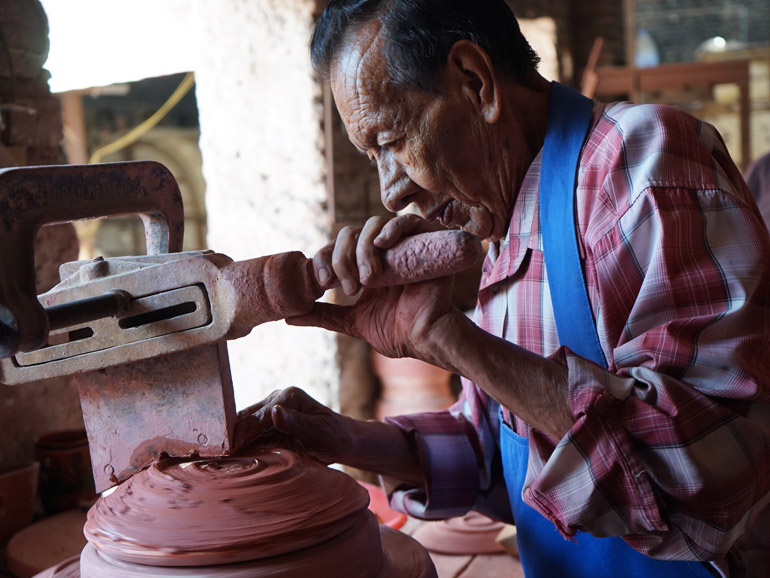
(0, 161), (185, 357)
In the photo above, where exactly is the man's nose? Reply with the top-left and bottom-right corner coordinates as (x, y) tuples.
(378, 152), (412, 212)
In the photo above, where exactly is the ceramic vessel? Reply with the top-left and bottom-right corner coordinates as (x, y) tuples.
(371, 350), (455, 420)
(412, 511), (506, 555)
(35, 429), (96, 515)
(7, 509), (87, 578)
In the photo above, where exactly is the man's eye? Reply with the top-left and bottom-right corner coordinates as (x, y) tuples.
(380, 139), (400, 151)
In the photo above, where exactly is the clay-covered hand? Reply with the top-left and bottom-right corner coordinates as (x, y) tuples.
(233, 386), (357, 464)
(234, 387), (424, 483)
(289, 214), (459, 362)
(310, 213), (435, 296)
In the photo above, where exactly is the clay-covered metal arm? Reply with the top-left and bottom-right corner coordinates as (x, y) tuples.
(220, 230), (483, 340)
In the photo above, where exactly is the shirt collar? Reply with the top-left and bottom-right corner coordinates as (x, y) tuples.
(479, 150), (543, 291)
(478, 99), (605, 291)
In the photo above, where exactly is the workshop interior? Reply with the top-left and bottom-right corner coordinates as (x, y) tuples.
(0, 0), (769, 577)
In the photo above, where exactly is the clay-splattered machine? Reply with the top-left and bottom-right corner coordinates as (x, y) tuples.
(0, 161), (482, 494)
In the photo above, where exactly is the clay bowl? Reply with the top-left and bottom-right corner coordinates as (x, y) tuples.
(6, 509), (87, 578)
(412, 510), (505, 555)
(35, 429), (96, 515)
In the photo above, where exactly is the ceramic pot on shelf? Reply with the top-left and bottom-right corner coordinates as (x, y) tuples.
(371, 349), (455, 420)
(35, 429), (97, 515)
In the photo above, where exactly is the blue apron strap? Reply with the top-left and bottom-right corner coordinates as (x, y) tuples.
(540, 81), (607, 368)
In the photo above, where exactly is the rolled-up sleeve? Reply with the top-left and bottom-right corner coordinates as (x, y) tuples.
(382, 375), (514, 523)
(383, 409), (480, 519)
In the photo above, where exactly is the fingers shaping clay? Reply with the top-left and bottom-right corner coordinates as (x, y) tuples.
(72, 450), (436, 578)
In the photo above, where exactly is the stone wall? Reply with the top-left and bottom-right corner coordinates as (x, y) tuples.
(193, 0), (337, 410)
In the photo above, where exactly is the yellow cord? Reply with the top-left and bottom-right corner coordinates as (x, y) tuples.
(88, 71), (195, 164)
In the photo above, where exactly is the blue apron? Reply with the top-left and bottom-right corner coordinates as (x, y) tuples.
(499, 82), (715, 578)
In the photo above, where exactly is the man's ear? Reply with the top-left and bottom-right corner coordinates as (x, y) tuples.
(445, 40), (501, 124)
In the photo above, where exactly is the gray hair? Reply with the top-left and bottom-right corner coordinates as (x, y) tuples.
(310, 0), (540, 92)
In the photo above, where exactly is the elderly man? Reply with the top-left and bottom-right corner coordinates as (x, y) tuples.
(239, 1), (770, 576)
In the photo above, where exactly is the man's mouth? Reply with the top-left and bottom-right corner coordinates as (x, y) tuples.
(439, 202), (453, 226)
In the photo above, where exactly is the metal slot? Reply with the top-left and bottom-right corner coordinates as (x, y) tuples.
(119, 301), (197, 330)
(47, 327), (95, 347)
(14, 285), (211, 367)
(67, 327), (95, 342)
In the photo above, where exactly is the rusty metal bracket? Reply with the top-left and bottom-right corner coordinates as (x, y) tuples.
(0, 161), (184, 358)
(0, 161), (486, 493)
(0, 250), (320, 385)
(77, 343), (236, 493)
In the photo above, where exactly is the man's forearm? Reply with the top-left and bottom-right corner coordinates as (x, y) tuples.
(340, 417), (423, 486)
(422, 311), (574, 439)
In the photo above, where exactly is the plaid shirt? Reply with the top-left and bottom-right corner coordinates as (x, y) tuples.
(386, 101), (770, 577)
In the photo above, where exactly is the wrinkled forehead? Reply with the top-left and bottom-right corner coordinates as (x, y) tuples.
(329, 20), (396, 117)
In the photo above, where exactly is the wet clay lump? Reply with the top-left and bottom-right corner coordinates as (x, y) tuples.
(78, 450), (436, 578)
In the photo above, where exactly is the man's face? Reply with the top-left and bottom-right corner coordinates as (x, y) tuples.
(330, 22), (515, 241)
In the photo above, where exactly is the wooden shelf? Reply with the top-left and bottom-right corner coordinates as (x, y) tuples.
(590, 60), (751, 171)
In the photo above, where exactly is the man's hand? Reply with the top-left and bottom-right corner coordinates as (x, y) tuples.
(289, 214), (462, 365)
(288, 215), (573, 440)
(233, 387), (355, 464)
(310, 213), (435, 296)
(234, 387), (423, 484)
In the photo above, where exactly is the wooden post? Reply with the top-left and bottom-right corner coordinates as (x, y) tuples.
(59, 91), (89, 165)
(623, 0), (637, 67)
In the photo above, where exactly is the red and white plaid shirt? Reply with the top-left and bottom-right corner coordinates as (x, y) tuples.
(386, 101), (770, 577)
